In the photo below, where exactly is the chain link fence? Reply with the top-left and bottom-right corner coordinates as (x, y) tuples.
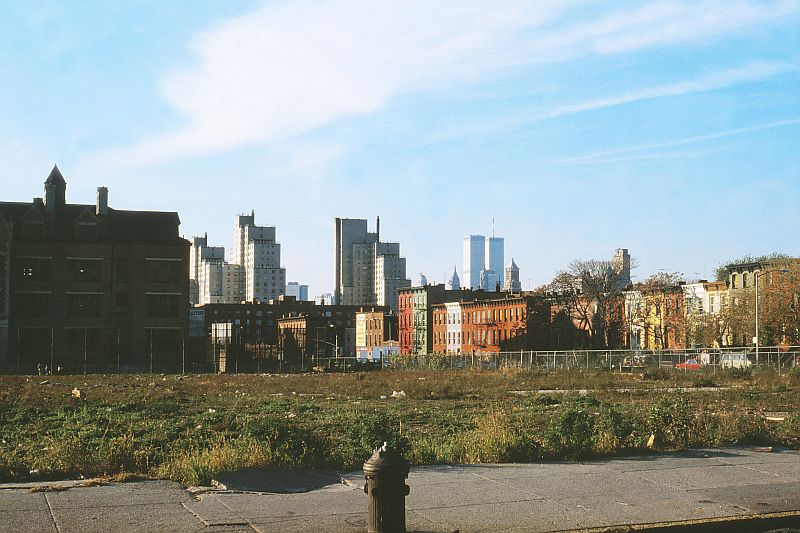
(384, 346), (800, 373)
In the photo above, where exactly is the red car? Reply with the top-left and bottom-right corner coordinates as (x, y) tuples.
(675, 358), (702, 370)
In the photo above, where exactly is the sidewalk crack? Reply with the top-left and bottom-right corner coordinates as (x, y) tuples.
(43, 493), (62, 533)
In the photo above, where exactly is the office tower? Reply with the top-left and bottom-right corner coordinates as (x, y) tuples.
(231, 212), (286, 303)
(463, 233), (505, 291)
(334, 217), (410, 311)
(448, 266), (460, 290)
(504, 258), (521, 292)
(286, 282), (309, 301)
(463, 235), (485, 290)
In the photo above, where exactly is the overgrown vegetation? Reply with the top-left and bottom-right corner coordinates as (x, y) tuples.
(0, 369), (797, 485)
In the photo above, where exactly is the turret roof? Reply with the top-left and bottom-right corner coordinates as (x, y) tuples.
(45, 164), (66, 185)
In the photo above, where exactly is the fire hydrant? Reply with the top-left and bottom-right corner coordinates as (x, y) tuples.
(363, 442), (410, 533)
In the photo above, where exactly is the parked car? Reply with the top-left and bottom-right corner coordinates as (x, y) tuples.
(675, 358), (703, 370)
(720, 353), (752, 369)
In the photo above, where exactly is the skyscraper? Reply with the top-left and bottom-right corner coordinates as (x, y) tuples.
(447, 267), (460, 290)
(463, 235), (485, 290)
(504, 258), (521, 292)
(612, 248), (632, 288)
(232, 211), (286, 303)
(334, 217), (410, 311)
(463, 233), (504, 291)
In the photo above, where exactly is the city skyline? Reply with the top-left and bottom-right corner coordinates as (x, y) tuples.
(2, 1), (799, 296)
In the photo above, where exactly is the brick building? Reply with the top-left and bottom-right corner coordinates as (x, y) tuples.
(0, 166), (189, 373)
(198, 297), (376, 371)
(433, 294), (549, 354)
(398, 284), (467, 355)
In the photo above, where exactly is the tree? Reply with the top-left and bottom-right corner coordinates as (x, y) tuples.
(549, 259), (628, 349)
(757, 261), (800, 345)
(715, 258), (800, 347)
(641, 271), (684, 289)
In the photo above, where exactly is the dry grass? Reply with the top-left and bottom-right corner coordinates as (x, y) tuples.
(0, 368), (798, 485)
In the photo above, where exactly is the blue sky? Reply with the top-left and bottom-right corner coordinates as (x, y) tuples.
(2, 0), (799, 295)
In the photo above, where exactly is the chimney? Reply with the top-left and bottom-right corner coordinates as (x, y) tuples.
(96, 186), (108, 216)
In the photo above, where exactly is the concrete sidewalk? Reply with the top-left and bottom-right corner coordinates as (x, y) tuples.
(1, 447), (799, 532)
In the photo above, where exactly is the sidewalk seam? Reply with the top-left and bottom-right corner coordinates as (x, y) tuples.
(43, 493), (62, 533)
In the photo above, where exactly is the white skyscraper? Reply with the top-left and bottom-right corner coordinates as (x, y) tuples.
(191, 237), (245, 305)
(232, 211), (286, 303)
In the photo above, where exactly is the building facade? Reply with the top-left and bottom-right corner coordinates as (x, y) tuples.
(355, 309), (398, 361)
(200, 297), (369, 371)
(334, 217), (410, 311)
(623, 285), (686, 350)
(0, 166), (189, 373)
(432, 294), (549, 354)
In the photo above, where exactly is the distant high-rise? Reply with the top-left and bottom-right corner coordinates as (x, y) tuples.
(448, 266), (460, 290)
(612, 248), (632, 288)
(190, 236), (244, 305)
(286, 282), (309, 301)
(504, 258), (521, 292)
(233, 212), (286, 303)
(334, 217), (410, 311)
(463, 235), (485, 290)
(463, 232), (504, 291)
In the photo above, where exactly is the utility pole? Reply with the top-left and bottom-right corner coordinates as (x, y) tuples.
(116, 328), (120, 373)
(83, 328), (88, 375)
(50, 328), (54, 375)
(149, 330), (154, 374)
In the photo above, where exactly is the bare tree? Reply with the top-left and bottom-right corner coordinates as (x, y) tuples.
(547, 259), (629, 349)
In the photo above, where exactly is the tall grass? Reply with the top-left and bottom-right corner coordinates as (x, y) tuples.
(0, 370), (797, 484)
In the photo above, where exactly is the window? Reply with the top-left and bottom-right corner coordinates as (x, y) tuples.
(68, 293), (102, 317)
(146, 294), (179, 318)
(15, 257), (51, 282)
(115, 258), (129, 283)
(65, 328), (100, 353)
(742, 273), (748, 289)
(145, 259), (181, 283)
(68, 259), (102, 283)
(731, 274), (738, 288)
(15, 292), (50, 317)
(115, 292), (128, 307)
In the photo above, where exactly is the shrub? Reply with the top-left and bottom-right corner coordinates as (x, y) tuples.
(648, 393), (691, 449)
(329, 411), (409, 469)
(545, 407), (595, 460)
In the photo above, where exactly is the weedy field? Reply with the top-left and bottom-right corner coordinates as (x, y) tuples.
(1, 368), (798, 485)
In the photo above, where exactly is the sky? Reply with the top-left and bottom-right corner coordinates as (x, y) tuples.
(1, 0), (799, 296)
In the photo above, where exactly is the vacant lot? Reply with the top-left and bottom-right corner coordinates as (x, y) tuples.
(1, 368), (798, 485)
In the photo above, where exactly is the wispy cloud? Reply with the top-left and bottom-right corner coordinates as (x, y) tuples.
(85, 0), (800, 171)
(427, 61), (794, 144)
(555, 118), (800, 163)
(546, 62), (794, 118)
